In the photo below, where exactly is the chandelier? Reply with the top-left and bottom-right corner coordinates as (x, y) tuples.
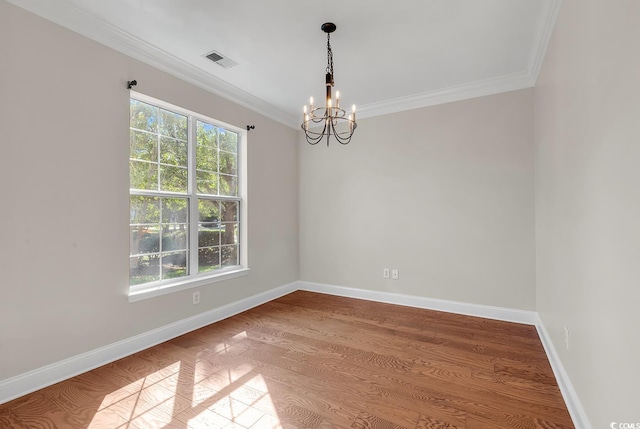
(301, 22), (357, 146)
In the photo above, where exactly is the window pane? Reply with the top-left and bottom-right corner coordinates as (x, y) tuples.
(160, 165), (188, 193)
(221, 223), (238, 245)
(196, 171), (218, 195)
(198, 199), (220, 222)
(160, 197), (188, 251)
(219, 174), (237, 196)
(197, 121), (218, 148)
(219, 151), (237, 175)
(160, 137), (187, 167)
(221, 245), (238, 267)
(130, 130), (157, 162)
(130, 160), (158, 191)
(162, 197), (188, 224)
(162, 251), (188, 279)
(130, 196), (160, 224)
(163, 229), (187, 251)
(130, 254), (160, 284)
(219, 130), (238, 153)
(159, 109), (187, 141)
(199, 224), (220, 247)
(130, 100), (158, 133)
(130, 227), (159, 255)
(199, 247), (220, 273)
(221, 201), (238, 222)
(196, 144), (218, 172)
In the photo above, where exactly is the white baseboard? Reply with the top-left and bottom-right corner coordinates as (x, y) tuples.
(535, 315), (592, 429)
(0, 280), (591, 429)
(297, 280), (538, 325)
(0, 281), (297, 405)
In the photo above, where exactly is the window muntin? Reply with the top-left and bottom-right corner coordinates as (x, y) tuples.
(129, 95), (243, 290)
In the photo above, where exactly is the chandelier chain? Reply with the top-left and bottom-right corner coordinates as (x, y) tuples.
(326, 33), (334, 85)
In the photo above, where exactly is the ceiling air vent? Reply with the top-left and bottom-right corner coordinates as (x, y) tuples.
(204, 50), (238, 69)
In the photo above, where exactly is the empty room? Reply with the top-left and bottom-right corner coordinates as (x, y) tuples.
(0, 1), (638, 428)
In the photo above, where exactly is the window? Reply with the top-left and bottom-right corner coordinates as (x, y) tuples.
(129, 93), (246, 299)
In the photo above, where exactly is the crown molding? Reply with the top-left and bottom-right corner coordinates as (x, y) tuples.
(356, 71), (535, 120)
(8, 0), (561, 129)
(6, 0), (299, 128)
(528, 0), (563, 84)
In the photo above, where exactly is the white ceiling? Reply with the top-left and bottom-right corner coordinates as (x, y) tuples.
(8, 0), (561, 128)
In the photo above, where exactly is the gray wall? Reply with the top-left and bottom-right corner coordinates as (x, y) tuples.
(299, 89), (536, 310)
(535, 0), (640, 426)
(0, 1), (299, 380)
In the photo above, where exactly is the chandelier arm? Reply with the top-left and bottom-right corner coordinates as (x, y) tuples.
(303, 119), (329, 145)
(304, 131), (323, 145)
(304, 126), (325, 143)
(334, 132), (353, 145)
(333, 122), (352, 144)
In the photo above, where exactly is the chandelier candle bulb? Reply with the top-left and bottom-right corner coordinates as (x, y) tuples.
(302, 106), (307, 130)
(336, 91), (340, 108)
(310, 97), (314, 111)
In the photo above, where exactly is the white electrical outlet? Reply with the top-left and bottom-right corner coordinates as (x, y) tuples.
(383, 268), (390, 279)
(564, 326), (569, 350)
(193, 291), (200, 305)
(391, 269), (399, 280)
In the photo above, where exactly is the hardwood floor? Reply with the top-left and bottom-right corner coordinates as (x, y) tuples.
(0, 291), (574, 428)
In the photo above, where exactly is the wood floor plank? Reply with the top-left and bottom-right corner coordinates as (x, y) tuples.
(0, 291), (574, 428)
(351, 411), (408, 429)
(415, 402), (467, 428)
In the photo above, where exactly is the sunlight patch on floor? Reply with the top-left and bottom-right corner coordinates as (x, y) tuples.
(87, 334), (285, 428)
(89, 362), (181, 428)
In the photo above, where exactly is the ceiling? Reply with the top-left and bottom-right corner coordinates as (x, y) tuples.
(8, 0), (561, 128)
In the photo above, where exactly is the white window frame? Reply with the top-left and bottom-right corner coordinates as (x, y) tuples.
(128, 92), (248, 302)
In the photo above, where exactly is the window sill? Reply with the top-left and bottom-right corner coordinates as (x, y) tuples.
(128, 268), (250, 303)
